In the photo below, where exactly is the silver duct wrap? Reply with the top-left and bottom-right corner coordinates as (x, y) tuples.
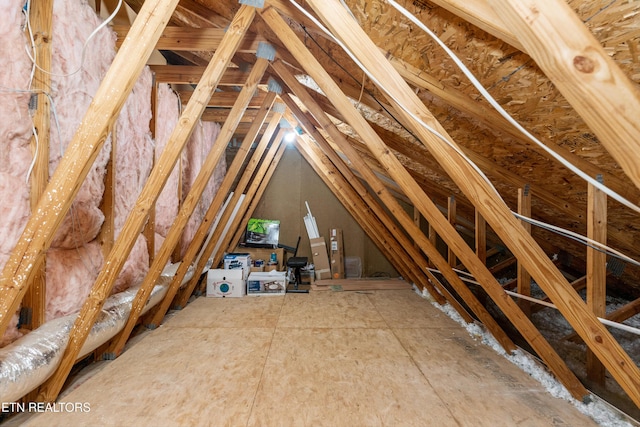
(0, 262), (195, 402)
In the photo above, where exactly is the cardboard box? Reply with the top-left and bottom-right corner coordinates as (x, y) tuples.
(206, 269), (245, 298)
(310, 237), (331, 280)
(245, 218), (280, 247)
(329, 228), (345, 279)
(247, 271), (287, 296)
(223, 253), (252, 280)
(234, 247), (285, 270)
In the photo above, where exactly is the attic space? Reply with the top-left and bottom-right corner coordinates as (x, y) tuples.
(1, 0), (640, 425)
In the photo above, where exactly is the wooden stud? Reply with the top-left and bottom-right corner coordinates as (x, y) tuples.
(109, 44), (270, 356)
(264, 3), (587, 399)
(488, 0), (640, 191)
(113, 26), (265, 52)
(150, 66), (270, 86)
(180, 91), (269, 109)
(98, 124), (116, 259)
(586, 177), (607, 385)
(143, 80), (158, 263)
(22, 0), (53, 331)
(0, 0), (179, 338)
(413, 207), (421, 251)
(517, 186), (532, 315)
(34, 4), (255, 402)
(475, 210), (487, 265)
(448, 196), (457, 268)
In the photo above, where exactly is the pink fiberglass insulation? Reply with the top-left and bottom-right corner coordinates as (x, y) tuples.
(181, 120), (225, 256)
(154, 84), (181, 244)
(0, 0), (157, 346)
(48, 0), (116, 249)
(0, 1), (41, 345)
(45, 242), (103, 321)
(111, 68), (154, 294)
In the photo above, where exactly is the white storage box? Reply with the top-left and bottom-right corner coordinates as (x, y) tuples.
(206, 269), (245, 298)
(223, 253), (252, 280)
(247, 271), (287, 296)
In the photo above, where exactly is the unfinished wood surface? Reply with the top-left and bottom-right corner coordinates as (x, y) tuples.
(448, 195), (457, 268)
(487, 0), (640, 191)
(475, 210), (487, 264)
(150, 65), (269, 85)
(23, 0), (53, 330)
(34, 4), (255, 402)
(10, 291), (598, 427)
(517, 186), (532, 315)
(305, 0), (640, 404)
(143, 81), (158, 263)
(113, 25), (265, 52)
(586, 179), (607, 385)
(180, 91), (269, 108)
(98, 126), (116, 259)
(268, 2), (586, 399)
(311, 278), (413, 292)
(0, 0), (178, 338)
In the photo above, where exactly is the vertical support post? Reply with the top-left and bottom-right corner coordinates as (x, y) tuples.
(23, 0), (53, 330)
(428, 222), (437, 268)
(448, 195), (457, 268)
(144, 78), (158, 263)
(413, 207), (421, 251)
(99, 124), (116, 258)
(587, 175), (607, 385)
(475, 210), (486, 264)
(517, 185), (532, 315)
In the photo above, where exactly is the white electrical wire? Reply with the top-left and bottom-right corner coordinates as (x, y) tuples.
(23, 0), (124, 79)
(383, 0), (640, 217)
(289, 0), (640, 270)
(427, 267), (640, 337)
(288, 0), (503, 202)
(513, 212), (640, 269)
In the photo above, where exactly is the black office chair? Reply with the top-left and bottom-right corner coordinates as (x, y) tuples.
(286, 236), (308, 293)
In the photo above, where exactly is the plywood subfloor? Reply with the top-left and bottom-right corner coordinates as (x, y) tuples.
(11, 290), (598, 426)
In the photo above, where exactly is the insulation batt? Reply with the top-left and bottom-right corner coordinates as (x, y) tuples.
(181, 120), (224, 256)
(48, 0), (116, 249)
(154, 84), (181, 247)
(0, 0), (39, 346)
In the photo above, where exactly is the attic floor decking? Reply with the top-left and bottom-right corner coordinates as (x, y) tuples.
(12, 289), (596, 426)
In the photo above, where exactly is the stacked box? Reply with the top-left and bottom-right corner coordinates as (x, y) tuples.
(329, 228), (345, 279)
(247, 271), (287, 296)
(206, 269), (245, 298)
(223, 253), (252, 279)
(310, 237), (331, 280)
